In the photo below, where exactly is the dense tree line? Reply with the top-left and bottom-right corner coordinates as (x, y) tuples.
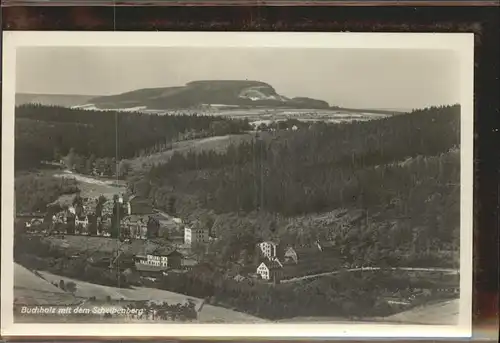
(124, 300), (197, 321)
(14, 233), (131, 288)
(158, 264), (458, 320)
(15, 174), (79, 213)
(150, 105), (459, 178)
(144, 105), (459, 214)
(15, 104), (251, 169)
(135, 105), (460, 267)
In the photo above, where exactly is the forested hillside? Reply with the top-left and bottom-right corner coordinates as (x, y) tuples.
(15, 104), (250, 170)
(15, 174), (79, 213)
(132, 105), (461, 267)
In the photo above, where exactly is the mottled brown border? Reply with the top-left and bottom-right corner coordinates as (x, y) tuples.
(1, 5), (499, 341)
(0, 1), (499, 7)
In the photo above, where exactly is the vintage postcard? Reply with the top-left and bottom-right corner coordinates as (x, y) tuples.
(1, 31), (473, 338)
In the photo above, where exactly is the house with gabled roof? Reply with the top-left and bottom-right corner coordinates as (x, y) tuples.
(283, 245), (321, 264)
(256, 258), (284, 284)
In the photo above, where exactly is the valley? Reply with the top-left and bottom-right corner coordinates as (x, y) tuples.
(13, 80), (460, 324)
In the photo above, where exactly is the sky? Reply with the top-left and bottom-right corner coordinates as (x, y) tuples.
(15, 47), (460, 110)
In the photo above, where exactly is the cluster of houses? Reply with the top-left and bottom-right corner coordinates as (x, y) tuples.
(254, 240), (338, 284)
(21, 191), (212, 250)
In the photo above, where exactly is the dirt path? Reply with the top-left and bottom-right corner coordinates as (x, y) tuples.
(281, 266), (459, 283)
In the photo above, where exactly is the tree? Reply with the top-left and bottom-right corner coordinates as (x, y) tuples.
(95, 195), (107, 218)
(53, 147), (63, 161)
(110, 195), (123, 238)
(64, 148), (77, 170)
(72, 194), (83, 207)
(75, 204), (84, 218)
(65, 281), (77, 293)
(210, 121), (231, 136)
(84, 154), (96, 175)
(118, 160), (132, 179)
(192, 242), (207, 261)
(147, 217), (160, 238)
(104, 158), (115, 177)
(133, 179), (151, 198)
(167, 196), (177, 216)
(88, 214), (98, 235)
(200, 214), (215, 237)
(94, 158), (107, 175)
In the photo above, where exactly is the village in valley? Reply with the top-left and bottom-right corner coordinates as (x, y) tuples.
(13, 106), (461, 323)
(11, 46), (464, 325)
(19, 174), (350, 286)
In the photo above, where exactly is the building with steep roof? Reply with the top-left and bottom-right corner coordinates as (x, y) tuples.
(257, 241), (282, 259)
(256, 258), (284, 284)
(284, 246), (320, 264)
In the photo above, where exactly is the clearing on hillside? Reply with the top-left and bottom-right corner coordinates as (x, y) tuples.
(125, 133), (254, 172)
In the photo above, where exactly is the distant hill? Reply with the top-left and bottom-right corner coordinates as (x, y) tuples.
(16, 93), (96, 107)
(86, 80), (331, 110)
(332, 107), (407, 115)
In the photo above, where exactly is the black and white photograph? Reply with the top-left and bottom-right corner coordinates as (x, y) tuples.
(1, 32), (473, 338)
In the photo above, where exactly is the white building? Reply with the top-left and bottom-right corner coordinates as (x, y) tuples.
(75, 215), (89, 228)
(258, 241), (278, 259)
(135, 247), (183, 270)
(184, 225), (209, 246)
(256, 259), (283, 283)
(142, 254), (169, 268)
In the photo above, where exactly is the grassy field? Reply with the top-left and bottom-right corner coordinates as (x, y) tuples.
(52, 171), (127, 205)
(14, 262), (265, 323)
(274, 299), (459, 325)
(14, 263), (65, 294)
(380, 299), (459, 325)
(44, 235), (172, 255)
(125, 133), (254, 172)
(36, 270), (266, 323)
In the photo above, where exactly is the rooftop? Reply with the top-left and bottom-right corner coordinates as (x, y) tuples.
(135, 263), (168, 273)
(123, 215), (150, 224)
(281, 255), (342, 279)
(261, 259), (283, 270)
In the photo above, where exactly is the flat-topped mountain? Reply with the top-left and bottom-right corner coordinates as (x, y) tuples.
(87, 80), (331, 110)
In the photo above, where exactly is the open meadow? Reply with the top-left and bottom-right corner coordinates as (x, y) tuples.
(51, 171), (127, 206)
(14, 263), (266, 323)
(124, 133), (255, 172)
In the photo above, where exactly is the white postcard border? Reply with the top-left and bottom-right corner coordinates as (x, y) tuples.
(1, 31), (474, 338)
